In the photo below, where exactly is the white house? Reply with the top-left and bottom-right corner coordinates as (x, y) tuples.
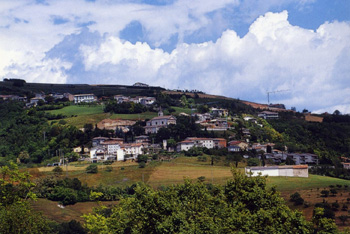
(258, 111), (279, 120)
(74, 94), (97, 104)
(90, 147), (106, 160)
(145, 114), (176, 134)
(176, 137), (226, 152)
(100, 140), (121, 154)
(121, 143), (144, 157)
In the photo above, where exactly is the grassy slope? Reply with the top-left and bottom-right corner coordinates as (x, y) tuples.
(48, 105), (104, 116)
(31, 158), (350, 227)
(47, 105), (109, 128)
(110, 111), (157, 120)
(268, 174), (350, 191)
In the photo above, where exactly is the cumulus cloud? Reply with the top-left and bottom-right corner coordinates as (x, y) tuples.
(80, 11), (350, 113)
(0, 0), (349, 113)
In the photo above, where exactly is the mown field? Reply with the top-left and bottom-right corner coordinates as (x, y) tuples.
(47, 105), (108, 128)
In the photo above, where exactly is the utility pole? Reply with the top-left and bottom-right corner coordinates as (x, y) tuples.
(266, 89), (290, 104)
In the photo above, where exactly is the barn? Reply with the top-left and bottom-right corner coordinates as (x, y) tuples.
(245, 165), (308, 178)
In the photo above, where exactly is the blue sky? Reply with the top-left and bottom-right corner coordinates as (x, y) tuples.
(0, 0), (349, 113)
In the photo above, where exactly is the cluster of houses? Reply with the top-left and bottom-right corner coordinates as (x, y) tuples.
(114, 95), (156, 106)
(191, 108), (230, 131)
(89, 136), (150, 161)
(176, 137), (227, 152)
(227, 140), (318, 165)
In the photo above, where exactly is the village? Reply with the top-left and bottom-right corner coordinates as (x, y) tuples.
(3, 89), (323, 178)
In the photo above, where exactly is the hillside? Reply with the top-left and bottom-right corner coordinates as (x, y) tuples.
(0, 79), (164, 97)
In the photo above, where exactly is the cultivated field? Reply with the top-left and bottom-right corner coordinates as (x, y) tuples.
(31, 157), (350, 228)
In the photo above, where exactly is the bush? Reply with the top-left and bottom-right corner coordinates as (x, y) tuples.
(321, 190), (329, 197)
(53, 166), (63, 174)
(106, 166), (113, 172)
(331, 202), (340, 211)
(86, 164), (98, 174)
(137, 155), (148, 163)
(247, 158), (260, 166)
(197, 156), (207, 162)
(290, 192), (304, 206)
(197, 176), (206, 182)
(103, 161), (113, 165)
(342, 204), (348, 211)
(139, 162), (146, 168)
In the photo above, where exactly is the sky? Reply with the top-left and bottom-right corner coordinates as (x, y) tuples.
(0, 0), (349, 113)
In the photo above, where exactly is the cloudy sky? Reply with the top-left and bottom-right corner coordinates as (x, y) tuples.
(1, 0), (349, 113)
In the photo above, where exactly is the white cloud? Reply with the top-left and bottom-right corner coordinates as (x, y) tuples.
(0, 1), (349, 113)
(80, 11), (350, 113)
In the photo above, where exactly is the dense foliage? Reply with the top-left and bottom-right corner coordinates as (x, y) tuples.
(269, 118), (350, 162)
(34, 176), (138, 205)
(0, 102), (113, 166)
(84, 169), (338, 233)
(0, 162), (51, 233)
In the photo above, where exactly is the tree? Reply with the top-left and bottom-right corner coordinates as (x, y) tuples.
(312, 207), (338, 233)
(0, 162), (51, 233)
(321, 190), (330, 197)
(84, 169), (314, 233)
(330, 188), (337, 196)
(333, 110), (341, 115)
(247, 158), (260, 166)
(338, 215), (348, 225)
(86, 164), (98, 174)
(290, 192), (304, 206)
(53, 166), (63, 174)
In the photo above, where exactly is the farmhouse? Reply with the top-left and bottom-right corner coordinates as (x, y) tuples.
(245, 165), (308, 177)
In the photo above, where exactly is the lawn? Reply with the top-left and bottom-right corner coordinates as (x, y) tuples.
(110, 111), (157, 120)
(47, 105), (104, 116)
(47, 105), (109, 128)
(267, 174), (350, 191)
(31, 198), (118, 223)
(170, 106), (193, 115)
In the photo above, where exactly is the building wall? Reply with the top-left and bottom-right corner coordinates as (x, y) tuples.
(293, 168), (308, 177)
(246, 167), (308, 177)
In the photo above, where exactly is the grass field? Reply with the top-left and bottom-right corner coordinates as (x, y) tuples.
(31, 198), (118, 223)
(47, 105), (109, 128)
(110, 111), (158, 120)
(31, 157), (350, 228)
(268, 174), (350, 191)
(48, 105), (104, 116)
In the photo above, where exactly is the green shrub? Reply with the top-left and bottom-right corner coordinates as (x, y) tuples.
(86, 164), (98, 174)
(53, 166), (63, 174)
(139, 162), (146, 168)
(247, 158), (260, 166)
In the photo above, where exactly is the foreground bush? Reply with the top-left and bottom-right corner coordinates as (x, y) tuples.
(84, 169), (337, 233)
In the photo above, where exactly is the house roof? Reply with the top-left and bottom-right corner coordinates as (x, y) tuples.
(212, 138), (226, 141)
(101, 140), (121, 145)
(259, 111), (278, 115)
(248, 165), (308, 170)
(74, 93), (95, 97)
(92, 137), (109, 140)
